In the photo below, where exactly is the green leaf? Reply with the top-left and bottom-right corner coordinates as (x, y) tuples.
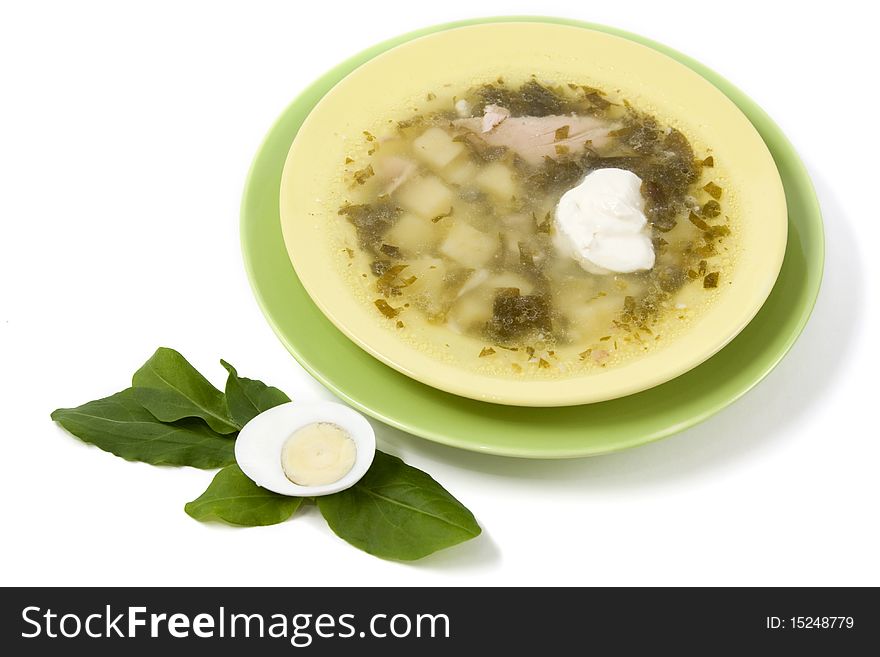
(317, 451), (481, 561)
(51, 388), (235, 469)
(131, 347), (238, 434)
(220, 360), (290, 428)
(185, 464), (302, 526)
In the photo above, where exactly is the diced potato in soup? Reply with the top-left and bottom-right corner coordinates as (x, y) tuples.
(383, 212), (440, 256)
(396, 175), (454, 219)
(413, 127), (466, 169)
(404, 256), (447, 294)
(448, 286), (496, 333)
(559, 292), (623, 343)
(440, 222), (498, 269)
(442, 156), (478, 186)
(475, 162), (516, 200)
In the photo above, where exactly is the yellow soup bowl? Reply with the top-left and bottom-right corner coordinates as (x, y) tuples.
(280, 22), (786, 407)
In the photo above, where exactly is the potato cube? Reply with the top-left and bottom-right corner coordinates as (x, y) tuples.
(561, 293), (623, 343)
(407, 258), (449, 321)
(440, 222), (498, 269)
(395, 175), (454, 219)
(475, 162), (516, 200)
(413, 127), (465, 169)
(442, 156), (478, 186)
(383, 212), (437, 256)
(405, 257), (446, 295)
(447, 288), (495, 333)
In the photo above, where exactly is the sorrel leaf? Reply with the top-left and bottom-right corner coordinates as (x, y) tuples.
(51, 388), (235, 469)
(220, 360), (290, 428)
(317, 451), (481, 560)
(131, 347), (238, 434)
(185, 464), (302, 526)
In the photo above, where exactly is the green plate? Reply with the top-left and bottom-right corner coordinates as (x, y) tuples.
(241, 17), (824, 458)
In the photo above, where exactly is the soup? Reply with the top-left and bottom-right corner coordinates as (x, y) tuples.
(333, 77), (735, 378)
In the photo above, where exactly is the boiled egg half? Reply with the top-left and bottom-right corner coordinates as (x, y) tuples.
(235, 401), (376, 496)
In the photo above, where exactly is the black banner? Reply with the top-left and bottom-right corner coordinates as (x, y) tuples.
(2, 587), (876, 653)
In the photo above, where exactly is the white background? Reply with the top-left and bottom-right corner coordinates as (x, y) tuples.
(2, 1), (877, 587)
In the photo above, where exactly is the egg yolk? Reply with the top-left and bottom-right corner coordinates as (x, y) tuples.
(281, 422), (357, 486)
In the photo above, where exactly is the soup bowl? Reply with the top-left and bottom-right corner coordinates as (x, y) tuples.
(279, 22), (786, 406)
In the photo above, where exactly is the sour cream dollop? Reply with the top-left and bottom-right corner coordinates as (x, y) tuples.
(553, 168), (655, 274)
